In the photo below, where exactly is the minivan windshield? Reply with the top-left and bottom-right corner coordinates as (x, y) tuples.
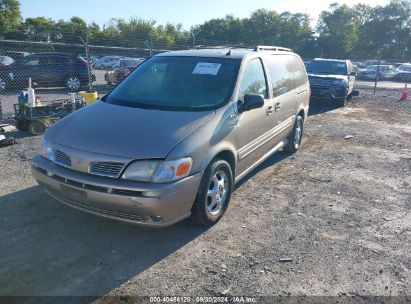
(307, 60), (348, 75)
(106, 56), (240, 111)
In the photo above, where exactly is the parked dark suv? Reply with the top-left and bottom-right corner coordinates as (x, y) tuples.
(307, 58), (356, 107)
(0, 52), (94, 91)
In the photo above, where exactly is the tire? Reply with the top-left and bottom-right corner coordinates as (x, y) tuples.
(66, 76), (81, 92)
(284, 115), (304, 153)
(15, 119), (28, 131)
(335, 97), (346, 107)
(191, 159), (233, 226)
(28, 121), (46, 136)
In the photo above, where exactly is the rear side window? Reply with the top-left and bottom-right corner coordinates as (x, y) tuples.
(290, 55), (308, 88)
(266, 55), (308, 95)
(47, 56), (71, 64)
(239, 58), (268, 100)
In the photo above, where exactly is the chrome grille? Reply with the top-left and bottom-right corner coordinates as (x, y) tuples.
(89, 161), (125, 178)
(54, 150), (71, 168)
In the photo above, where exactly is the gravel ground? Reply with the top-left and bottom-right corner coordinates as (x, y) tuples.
(0, 88), (410, 303)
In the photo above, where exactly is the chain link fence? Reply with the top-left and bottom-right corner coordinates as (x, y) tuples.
(0, 35), (257, 120)
(0, 36), (410, 122)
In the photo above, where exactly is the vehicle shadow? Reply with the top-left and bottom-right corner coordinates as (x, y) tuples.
(4, 130), (35, 140)
(0, 186), (207, 299)
(308, 99), (338, 116)
(235, 150), (290, 190)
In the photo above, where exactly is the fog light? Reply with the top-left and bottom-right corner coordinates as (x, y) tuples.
(142, 191), (160, 198)
(151, 216), (162, 222)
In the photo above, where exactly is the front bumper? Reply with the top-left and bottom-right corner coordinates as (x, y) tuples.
(31, 155), (203, 227)
(310, 86), (347, 100)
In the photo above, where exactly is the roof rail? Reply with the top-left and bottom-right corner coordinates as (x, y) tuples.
(254, 45), (293, 53)
(193, 45), (252, 50)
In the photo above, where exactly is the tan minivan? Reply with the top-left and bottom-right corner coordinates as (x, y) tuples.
(32, 46), (310, 227)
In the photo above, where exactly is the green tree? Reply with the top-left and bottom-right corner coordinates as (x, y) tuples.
(57, 16), (87, 43)
(317, 3), (363, 58)
(24, 17), (56, 41)
(359, 0), (411, 59)
(0, 0), (21, 37)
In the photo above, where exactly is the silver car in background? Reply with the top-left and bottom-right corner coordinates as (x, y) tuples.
(358, 64), (396, 80)
(32, 46), (310, 227)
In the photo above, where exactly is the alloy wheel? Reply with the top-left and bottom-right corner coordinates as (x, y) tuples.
(206, 170), (229, 216)
(294, 118), (303, 148)
(67, 77), (80, 90)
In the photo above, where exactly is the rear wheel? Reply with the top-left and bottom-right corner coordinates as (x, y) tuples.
(66, 76), (81, 91)
(191, 159), (233, 226)
(28, 121), (46, 136)
(284, 115), (304, 153)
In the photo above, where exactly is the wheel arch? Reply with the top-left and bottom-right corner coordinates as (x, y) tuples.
(211, 149), (237, 178)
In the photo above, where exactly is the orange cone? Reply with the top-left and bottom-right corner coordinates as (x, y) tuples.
(400, 84), (408, 101)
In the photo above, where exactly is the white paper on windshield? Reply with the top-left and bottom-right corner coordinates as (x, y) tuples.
(193, 62), (222, 75)
(336, 63), (346, 67)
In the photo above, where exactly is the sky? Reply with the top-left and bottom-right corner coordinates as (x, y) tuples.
(20, 0), (391, 29)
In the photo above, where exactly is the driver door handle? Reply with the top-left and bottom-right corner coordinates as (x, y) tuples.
(266, 105), (274, 115)
(274, 102), (281, 111)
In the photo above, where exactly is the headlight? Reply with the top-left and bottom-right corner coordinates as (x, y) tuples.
(122, 157), (193, 183)
(40, 139), (54, 161)
(121, 160), (159, 182)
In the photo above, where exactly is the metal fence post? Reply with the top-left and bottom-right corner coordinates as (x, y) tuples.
(79, 34), (93, 92)
(145, 36), (153, 57)
(373, 55), (381, 94)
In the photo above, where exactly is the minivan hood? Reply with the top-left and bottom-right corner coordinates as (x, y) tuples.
(46, 101), (215, 159)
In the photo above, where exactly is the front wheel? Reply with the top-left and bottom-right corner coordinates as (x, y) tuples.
(335, 97), (346, 107)
(28, 121), (46, 136)
(15, 119), (28, 131)
(284, 115), (304, 153)
(191, 159), (233, 226)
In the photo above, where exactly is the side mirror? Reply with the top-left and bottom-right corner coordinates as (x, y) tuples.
(238, 94), (265, 113)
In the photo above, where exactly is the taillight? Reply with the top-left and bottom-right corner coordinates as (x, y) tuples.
(80, 58), (88, 67)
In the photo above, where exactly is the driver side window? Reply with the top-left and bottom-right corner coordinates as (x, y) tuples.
(239, 58), (268, 101)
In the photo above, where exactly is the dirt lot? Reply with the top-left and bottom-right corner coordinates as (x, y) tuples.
(0, 88), (410, 303)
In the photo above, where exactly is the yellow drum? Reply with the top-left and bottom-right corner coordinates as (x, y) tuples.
(79, 91), (98, 104)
